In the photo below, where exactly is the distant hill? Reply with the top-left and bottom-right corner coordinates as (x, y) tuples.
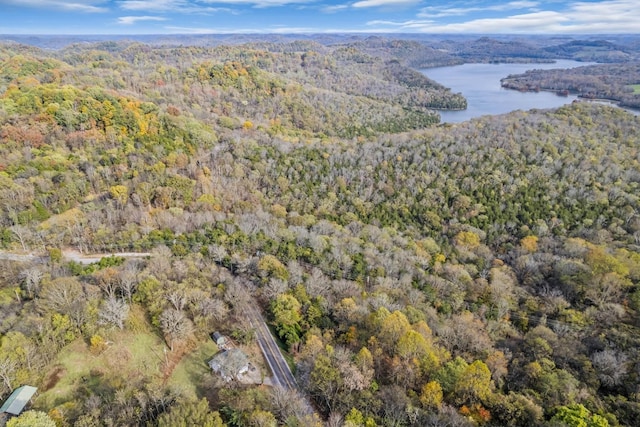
(432, 36), (557, 63)
(3, 34), (640, 64)
(544, 39), (634, 62)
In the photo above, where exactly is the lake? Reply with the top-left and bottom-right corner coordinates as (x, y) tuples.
(422, 60), (591, 123)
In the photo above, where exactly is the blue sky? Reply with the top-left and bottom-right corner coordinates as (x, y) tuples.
(0, 0), (638, 35)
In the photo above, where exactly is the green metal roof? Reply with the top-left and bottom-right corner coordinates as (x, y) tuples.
(0, 386), (37, 415)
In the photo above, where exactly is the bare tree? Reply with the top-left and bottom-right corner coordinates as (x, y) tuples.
(287, 260), (304, 288)
(379, 385), (410, 427)
(224, 279), (251, 307)
(199, 297), (230, 323)
(98, 297), (130, 329)
(422, 405), (475, 427)
(21, 267), (43, 299)
(166, 289), (188, 312)
(591, 349), (628, 388)
(334, 347), (370, 392)
(305, 268), (330, 300)
(68, 222), (89, 254)
(147, 245), (173, 279)
(118, 260), (141, 303)
(585, 272), (627, 309)
(208, 244), (228, 264)
(171, 260), (189, 282)
(263, 278), (288, 300)
(92, 267), (119, 298)
(37, 277), (87, 328)
(159, 308), (192, 351)
(270, 387), (313, 423)
(9, 225), (32, 252)
(0, 355), (17, 395)
(326, 412), (343, 427)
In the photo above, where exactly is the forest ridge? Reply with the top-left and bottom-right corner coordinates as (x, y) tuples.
(0, 35), (640, 427)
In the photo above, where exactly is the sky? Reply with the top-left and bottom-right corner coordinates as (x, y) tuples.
(0, 0), (638, 35)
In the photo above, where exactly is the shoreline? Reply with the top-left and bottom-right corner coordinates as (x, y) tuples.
(501, 84), (640, 115)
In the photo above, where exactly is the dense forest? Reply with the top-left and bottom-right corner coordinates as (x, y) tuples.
(0, 36), (640, 427)
(500, 62), (640, 109)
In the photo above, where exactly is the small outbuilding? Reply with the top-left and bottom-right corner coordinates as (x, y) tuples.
(0, 385), (38, 416)
(210, 331), (226, 348)
(208, 349), (250, 382)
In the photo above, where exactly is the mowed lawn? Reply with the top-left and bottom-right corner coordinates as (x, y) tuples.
(168, 339), (219, 400)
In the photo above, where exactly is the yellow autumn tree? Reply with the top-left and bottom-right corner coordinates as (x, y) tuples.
(257, 254), (289, 281)
(454, 360), (493, 404)
(520, 235), (539, 253)
(109, 184), (128, 207)
(455, 230), (481, 249)
(420, 381), (443, 409)
(378, 310), (411, 353)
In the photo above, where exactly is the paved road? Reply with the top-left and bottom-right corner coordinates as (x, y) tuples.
(0, 252), (44, 263)
(3, 248), (317, 415)
(239, 288), (318, 418)
(0, 250), (151, 264)
(242, 296), (298, 390)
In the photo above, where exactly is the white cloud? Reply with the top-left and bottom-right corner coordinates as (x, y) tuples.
(164, 25), (317, 33)
(118, 0), (237, 14)
(119, 0), (315, 11)
(201, 0), (316, 7)
(164, 22), (402, 34)
(570, 0), (637, 22)
(164, 25), (216, 33)
(374, 0), (640, 34)
(0, 0), (108, 12)
(269, 26), (317, 33)
(418, 1), (540, 18)
(117, 15), (168, 24)
(352, 0), (421, 8)
(118, 0), (187, 12)
(367, 19), (431, 27)
(322, 4), (348, 13)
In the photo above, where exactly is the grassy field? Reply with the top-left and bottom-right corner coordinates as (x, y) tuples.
(630, 84), (640, 94)
(34, 329), (166, 410)
(33, 305), (218, 413)
(168, 339), (219, 400)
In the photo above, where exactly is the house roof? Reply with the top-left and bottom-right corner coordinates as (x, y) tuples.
(0, 386), (37, 415)
(208, 349), (249, 379)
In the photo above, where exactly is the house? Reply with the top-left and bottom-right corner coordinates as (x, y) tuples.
(0, 385), (38, 416)
(208, 349), (250, 382)
(210, 331), (226, 348)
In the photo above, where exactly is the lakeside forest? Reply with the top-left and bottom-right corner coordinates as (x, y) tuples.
(501, 63), (640, 109)
(0, 34), (640, 427)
